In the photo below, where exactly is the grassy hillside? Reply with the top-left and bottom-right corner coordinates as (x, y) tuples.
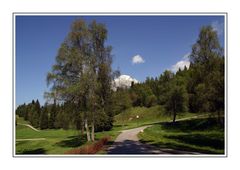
(138, 117), (224, 154)
(114, 105), (199, 129)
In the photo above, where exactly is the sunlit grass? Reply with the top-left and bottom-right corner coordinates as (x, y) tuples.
(16, 117), (121, 154)
(138, 117), (224, 154)
(114, 105), (199, 129)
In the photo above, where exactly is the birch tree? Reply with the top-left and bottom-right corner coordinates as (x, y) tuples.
(46, 19), (114, 141)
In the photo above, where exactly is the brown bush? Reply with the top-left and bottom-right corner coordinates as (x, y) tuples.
(64, 136), (110, 154)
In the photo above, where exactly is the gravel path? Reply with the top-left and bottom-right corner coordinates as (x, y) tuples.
(18, 123), (40, 132)
(16, 138), (46, 141)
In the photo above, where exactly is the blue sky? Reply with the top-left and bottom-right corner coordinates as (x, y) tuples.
(16, 15), (224, 106)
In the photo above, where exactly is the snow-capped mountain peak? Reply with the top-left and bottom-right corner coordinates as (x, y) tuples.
(112, 74), (138, 91)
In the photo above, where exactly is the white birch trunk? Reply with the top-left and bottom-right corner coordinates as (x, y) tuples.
(85, 119), (91, 141)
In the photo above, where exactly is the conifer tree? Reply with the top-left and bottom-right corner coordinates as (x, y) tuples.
(40, 105), (48, 129)
(188, 25), (224, 117)
(48, 101), (57, 129)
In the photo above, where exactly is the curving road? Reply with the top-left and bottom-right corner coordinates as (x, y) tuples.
(107, 125), (200, 154)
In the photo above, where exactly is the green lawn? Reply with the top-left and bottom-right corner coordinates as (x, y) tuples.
(138, 117), (224, 154)
(16, 124), (84, 154)
(16, 117), (121, 154)
(16, 106), (220, 155)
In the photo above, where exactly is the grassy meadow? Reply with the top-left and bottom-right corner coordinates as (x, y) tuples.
(16, 117), (121, 154)
(15, 105), (223, 155)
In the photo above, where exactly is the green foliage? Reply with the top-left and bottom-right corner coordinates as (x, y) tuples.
(16, 103), (27, 118)
(55, 104), (71, 130)
(112, 89), (132, 115)
(48, 102), (57, 129)
(165, 79), (189, 122)
(156, 70), (175, 105)
(94, 110), (113, 132)
(188, 25), (224, 117)
(190, 26), (223, 65)
(46, 19), (117, 141)
(16, 100), (42, 128)
(145, 95), (158, 108)
(130, 83), (157, 107)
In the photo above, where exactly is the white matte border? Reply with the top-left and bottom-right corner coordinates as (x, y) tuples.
(1, 1), (240, 170)
(12, 12), (227, 158)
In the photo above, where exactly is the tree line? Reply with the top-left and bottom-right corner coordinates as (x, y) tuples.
(112, 25), (224, 123)
(16, 100), (57, 129)
(16, 19), (224, 141)
(16, 99), (113, 132)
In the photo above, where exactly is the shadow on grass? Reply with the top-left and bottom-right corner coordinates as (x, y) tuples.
(56, 135), (87, 148)
(21, 148), (46, 154)
(166, 134), (224, 150)
(140, 117), (225, 154)
(113, 124), (127, 127)
(139, 139), (223, 154)
(159, 117), (224, 132)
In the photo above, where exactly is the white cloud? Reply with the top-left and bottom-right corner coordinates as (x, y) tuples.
(171, 53), (190, 72)
(211, 21), (224, 36)
(132, 54), (145, 64)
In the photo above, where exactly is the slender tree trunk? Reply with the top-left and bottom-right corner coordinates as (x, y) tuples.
(85, 119), (91, 142)
(173, 100), (177, 123)
(91, 121), (95, 141)
(173, 112), (176, 123)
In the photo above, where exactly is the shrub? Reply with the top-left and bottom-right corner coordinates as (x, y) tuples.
(64, 136), (110, 154)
